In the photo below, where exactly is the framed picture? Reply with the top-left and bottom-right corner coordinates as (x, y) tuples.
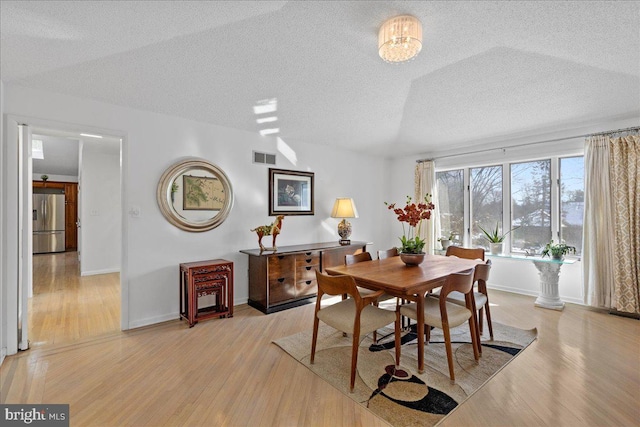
(269, 168), (314, 215)
(182, 175), (225, 210)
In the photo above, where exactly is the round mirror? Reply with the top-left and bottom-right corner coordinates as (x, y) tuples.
(157, 158), (233, 232)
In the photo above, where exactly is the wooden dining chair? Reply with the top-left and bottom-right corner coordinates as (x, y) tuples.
(444, 247), (493, 344)
(445, 260), (493, 344)
(345, 251), (373, 264)
(445, 245), (485, 261)
(395, 269), (480, 383)
(345, 251), (394, 342)
(377, 247), (399, 259)
(312, 270), (400, 392)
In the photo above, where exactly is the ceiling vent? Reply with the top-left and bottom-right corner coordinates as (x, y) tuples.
(253, 151), (276, 166)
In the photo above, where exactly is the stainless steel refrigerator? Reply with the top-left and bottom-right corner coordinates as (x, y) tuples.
(33, 193), (66, 254)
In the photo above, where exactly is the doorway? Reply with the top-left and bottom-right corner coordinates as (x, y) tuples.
(4, 116), (128, 354)
(29, 128), (123, 347)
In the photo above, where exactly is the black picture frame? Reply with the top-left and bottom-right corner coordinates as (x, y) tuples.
(268, 168), (314, 216)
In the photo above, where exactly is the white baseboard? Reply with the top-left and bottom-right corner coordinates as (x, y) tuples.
(81, 267), (120, 276)
(128, 312), (180, 329)
(128, 300), (247, 329)
(488, 284), (585, 306)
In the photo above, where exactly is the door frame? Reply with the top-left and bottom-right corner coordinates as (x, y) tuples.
(4, 115), (129, 355)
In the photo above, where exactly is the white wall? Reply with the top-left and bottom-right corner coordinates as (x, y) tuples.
(79, 144), (121, 276)
(2, 84), (389, 329)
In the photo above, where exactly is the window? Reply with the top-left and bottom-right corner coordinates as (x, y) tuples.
(470, 166), (503, 249)
(436, 156), (584, 255)
(511, 160), (551, 253)
(560, 156), (584, 254)
(436, 170), (464, 243)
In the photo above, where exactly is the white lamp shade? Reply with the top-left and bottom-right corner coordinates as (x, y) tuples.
(331, 198), (359, 218)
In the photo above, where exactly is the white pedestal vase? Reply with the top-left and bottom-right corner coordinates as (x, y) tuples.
(533, 261), (565, 310)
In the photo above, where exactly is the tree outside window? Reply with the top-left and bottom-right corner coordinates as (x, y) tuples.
(511, 160), (551, 252)
(471, 166), (503, 249)
(436, 170), (464, 244)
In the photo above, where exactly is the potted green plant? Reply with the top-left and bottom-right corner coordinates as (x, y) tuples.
(40, 174), (49, 182)
(385, 195), (435, 265)
(541, 240), (576, 261)
(478, 222), (519, 255)
(438, 232), (455, 250)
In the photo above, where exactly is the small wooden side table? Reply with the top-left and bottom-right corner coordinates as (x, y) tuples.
(180, 259), (234, 327)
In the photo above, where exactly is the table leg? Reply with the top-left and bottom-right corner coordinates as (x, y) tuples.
(416, 295), (424, 373)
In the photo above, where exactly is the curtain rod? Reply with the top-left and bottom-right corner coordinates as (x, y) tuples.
(416, 126), (640, 163)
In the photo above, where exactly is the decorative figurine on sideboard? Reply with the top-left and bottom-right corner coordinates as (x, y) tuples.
(251, 215), (285, 252)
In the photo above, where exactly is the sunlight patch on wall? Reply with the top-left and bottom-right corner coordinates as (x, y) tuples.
(277, 137), (297, 166)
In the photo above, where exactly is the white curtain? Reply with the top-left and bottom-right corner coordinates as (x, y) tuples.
(415, 161), (438, 253)
(583, 135), (617, 308)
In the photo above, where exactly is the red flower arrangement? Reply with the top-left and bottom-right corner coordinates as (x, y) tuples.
(385, 195), (435, 254)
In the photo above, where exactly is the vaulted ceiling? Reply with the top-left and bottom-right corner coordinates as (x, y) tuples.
(2, 1), (638, 157)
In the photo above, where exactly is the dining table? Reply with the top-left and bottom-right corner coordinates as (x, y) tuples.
(325, 254), (481, 373)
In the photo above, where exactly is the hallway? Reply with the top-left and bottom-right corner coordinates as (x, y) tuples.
(29, 252), (120, 348)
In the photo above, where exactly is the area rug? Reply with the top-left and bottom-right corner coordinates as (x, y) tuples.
(273, 322), (537, 427)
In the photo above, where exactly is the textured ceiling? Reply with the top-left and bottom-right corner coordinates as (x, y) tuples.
(31, 132), (120, 178)
(2, 1), (639, 157)
(31, 135), (79, 177)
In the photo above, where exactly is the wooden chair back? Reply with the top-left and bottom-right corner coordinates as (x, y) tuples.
(437, 268), (477, 335)
(473, 259), (491, 293)
(345, 251), (372, 265)
(439, 269), (475, 300)
(377, 247), (399, 259)
(446, 246), (485, 261)
(434, 268), (479, 380)
(314, 270), (359, 300)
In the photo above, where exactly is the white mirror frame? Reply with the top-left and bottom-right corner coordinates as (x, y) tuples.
(157, 157), (233, 232)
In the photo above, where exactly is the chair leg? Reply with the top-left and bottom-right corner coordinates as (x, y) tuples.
(442, 325), (455, 382)
(341, 294), (348, 338)
(311, 316), (320, 364)
(400, 298), (410, 330)
(349, 330), (360, 392)
(425, 324), (431, 343)
(468, 315), (480, 362)
(474, 310), (483, 356)
(478, 307), (484, 336)
(394, 309), (401, 367)
(484, 301), (494, 340)
(372, 300), (381, 343)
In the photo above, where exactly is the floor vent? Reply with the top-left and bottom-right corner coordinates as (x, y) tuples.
(253, 151), (276, 165)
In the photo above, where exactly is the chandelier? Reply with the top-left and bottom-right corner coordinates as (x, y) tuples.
(378, 15), (422, 63)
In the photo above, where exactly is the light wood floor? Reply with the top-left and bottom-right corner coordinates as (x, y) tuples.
(2, 257), (639, 426)
(29, 252), (120, 347)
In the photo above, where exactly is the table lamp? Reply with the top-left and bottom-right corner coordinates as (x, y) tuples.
(330, 198), (358, 245)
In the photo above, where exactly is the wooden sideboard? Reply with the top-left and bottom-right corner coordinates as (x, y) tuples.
(240, 241), (367, 314)
(180, 259), (234, 327)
